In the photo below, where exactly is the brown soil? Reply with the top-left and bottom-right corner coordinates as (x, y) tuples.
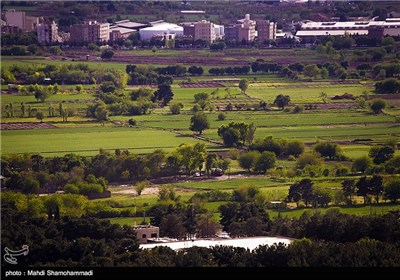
(1, 122), (58, 130)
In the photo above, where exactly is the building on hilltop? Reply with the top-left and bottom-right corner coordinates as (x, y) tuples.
(4, 10), (25, 30)
(224, 14), (256, 43)
(256, 20), (277, 42)
(70, 21), (110, 44)
(182, 20), (219, 43)
(37, 18), (59, 44)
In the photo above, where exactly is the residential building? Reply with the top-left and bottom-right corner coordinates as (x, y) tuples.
(237, 14), (256, 42)
(25, 16), (39, 32)
(224, 14), (256, 43)
(134, 225), (159, 244)
(192, 20), (216, 42)
(224, 24), (239, 41)
(1, 20), (20, 35)
(183, 23), (195, 38)
(70, 21), (110, 44)
(37, 19), (59, 44)
(4, 10), (25, 30)
(257, 20), (277, 42)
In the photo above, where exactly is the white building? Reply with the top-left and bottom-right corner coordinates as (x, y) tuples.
(214, 24), (225, 39)
(296, 18), (400, 39)
(139, 22), (183, 41)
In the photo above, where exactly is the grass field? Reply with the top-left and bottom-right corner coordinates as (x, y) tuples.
(0, 127), (216, 156)
(1, 93), (95, 103)
(167, 176), (289, 190)
(266, 204), (400, 219)
(104, 203), (400, 226)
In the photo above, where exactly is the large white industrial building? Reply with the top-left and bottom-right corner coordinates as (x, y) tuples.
(296, 18), (400, 39)
(139, 22), (183, 41)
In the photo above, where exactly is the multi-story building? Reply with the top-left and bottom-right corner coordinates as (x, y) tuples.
(70, 21), (110, 44)
(237, 14), (256, 42)
(183, 23), (195, 39)
(37, 19), (59, 44)
(224, 24), (239, 41)
(257, 20), (277, 42)
(224, 14), (256, 43)
(25, 16), (39, 32)
(193, 20), (216, 42)
(4, 10), (25, 30)
(3, 10), (38, 32)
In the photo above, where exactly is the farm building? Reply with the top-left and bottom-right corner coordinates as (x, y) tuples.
(134, 225), (160, 244)
(139, 22), (183, 41)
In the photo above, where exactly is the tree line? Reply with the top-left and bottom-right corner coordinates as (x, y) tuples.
(2, 205), (400, 267)
(1, 144), (230, 194)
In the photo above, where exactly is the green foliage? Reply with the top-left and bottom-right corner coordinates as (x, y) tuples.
(296, 152), (324, 170)
(135, 181), (150, 196)
(153, 83), (174, 106)
(189, 112), (210, 135)
(369, 145), (394, 165)
(254, 151), (276, 174)
(217, 112), (226, 121)
(218, 122), (256, 147)
(49, 46), (64, 56)
(274, 94), (291, 110)
(314, 142), (343, 160)
(101, 49), (114, 59)
(384, 178), (400, 203)
(370, 98), (387, 114)
(238, 151), (259, 172)
(351, 156), (372, 173)
(35, 112), (44, 122)
(169, 103), (183, 115)
(238, 79), (249, 94)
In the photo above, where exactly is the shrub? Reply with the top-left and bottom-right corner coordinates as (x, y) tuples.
(293, 105), (303, 113)
(217, 112), (226, 121)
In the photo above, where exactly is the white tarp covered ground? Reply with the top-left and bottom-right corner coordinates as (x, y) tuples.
(140, 236), (293, 251)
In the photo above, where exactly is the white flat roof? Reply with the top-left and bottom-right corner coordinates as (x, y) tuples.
(140, 236), (293, 251)
(296, 30), (368, 36)
(140, 23), (183, 32)
(301, 18), (400, 29)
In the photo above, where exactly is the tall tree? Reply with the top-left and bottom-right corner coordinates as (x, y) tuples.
(274, 94), (290, 110)
(189, 112), (210, 135)
(153, 83), (174, 106)
(238, 79), (249, 94)
(356, 177), (370, 205)
(384, 178), (400, 203)
(369, 175), (383, 204)
(342, 179), (356, 204)
(369, 145), (394, 165)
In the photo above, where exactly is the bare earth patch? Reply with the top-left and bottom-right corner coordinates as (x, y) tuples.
(1, 122), (58, 130)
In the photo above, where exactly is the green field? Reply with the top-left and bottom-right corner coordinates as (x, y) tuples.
(266, 204), (400, 219)
(1, 127), (216, 156)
